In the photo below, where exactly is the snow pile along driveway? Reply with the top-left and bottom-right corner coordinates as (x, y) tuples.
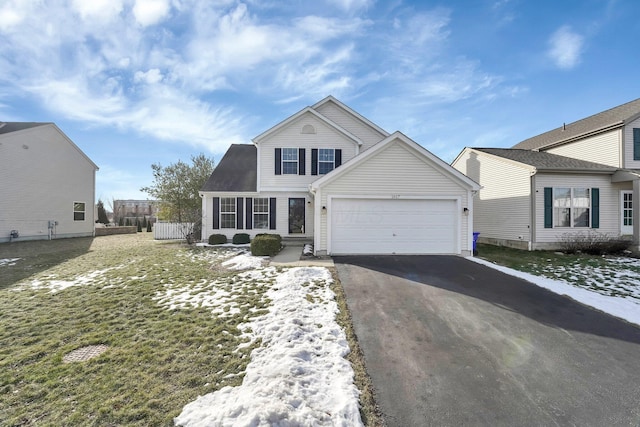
(174, 265), (363, 427)
(470, 257), (640, 326)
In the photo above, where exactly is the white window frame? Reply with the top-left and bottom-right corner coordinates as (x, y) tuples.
(253, 198), (269, 229)
(621, 190), (633, 234)
(282, 148), (298, 175)
(318, 148), (335, 175)
(73, 202), (86, 221)
(220, 197), (236, 229)
(553, 187), (590, 228)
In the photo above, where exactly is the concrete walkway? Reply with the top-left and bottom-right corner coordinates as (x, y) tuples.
(269, 244), (334, 267)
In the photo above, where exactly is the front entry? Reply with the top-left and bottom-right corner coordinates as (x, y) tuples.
(621, 190), (633, 235)
(289, 198), (305, 234)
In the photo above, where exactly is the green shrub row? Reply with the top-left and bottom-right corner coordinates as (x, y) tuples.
(207, 233), (282, 257)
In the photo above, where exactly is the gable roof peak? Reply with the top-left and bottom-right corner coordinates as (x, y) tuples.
(512, 97), (640, 151)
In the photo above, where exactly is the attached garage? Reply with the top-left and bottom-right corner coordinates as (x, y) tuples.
(311, 132), (480, 256)
(329, 198), (458, 254)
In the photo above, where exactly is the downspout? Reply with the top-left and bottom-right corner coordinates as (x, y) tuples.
(529, 172), (537, 251)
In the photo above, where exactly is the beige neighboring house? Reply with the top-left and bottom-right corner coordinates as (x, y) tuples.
(452, 97), (640, 250)
(113, 199), (159, 224)
(200, 96), (480, 256)
(0, 122), (98, 243)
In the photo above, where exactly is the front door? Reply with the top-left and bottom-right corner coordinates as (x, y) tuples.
(288, 198), (305, 234)
(621, 191), (633, 235)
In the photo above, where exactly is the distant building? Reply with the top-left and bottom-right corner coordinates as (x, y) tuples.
(113, 199), (159, 224)
(0, 121), (98, 243)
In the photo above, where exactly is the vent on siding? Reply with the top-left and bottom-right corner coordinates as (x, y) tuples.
(301, 124), (316, 134)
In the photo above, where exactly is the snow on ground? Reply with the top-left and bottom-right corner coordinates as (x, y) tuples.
(20, 265), (127, 293)
(171, 264), (363, 427)
(0, 258), (20, 266)
(221, 253), (266, 270)
(469, 257), (640, 326)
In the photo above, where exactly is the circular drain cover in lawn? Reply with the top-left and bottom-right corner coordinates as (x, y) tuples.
(63, 345), (109, 363)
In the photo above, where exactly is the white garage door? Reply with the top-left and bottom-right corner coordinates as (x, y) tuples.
(330, 198), (458, 255)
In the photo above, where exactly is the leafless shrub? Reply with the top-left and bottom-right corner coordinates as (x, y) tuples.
(559, 231), (630, 255)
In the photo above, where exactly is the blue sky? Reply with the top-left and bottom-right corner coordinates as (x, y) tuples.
(1, 0), (638, 205)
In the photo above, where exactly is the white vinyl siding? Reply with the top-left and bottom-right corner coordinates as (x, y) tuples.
(258, 113), (358, 191)
(545, 129), (622, 167)
(623, 117), (640, 169)
(199, 191), (314, 241)
(314, 102), (387, 151)
(0, 124), (97, 242)
(452, 149), (532, 245)
(534, 173), (621, 244)
(316, 141), (470, 254)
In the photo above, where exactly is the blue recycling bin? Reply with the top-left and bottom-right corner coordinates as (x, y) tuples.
(472, 232), (480, 255)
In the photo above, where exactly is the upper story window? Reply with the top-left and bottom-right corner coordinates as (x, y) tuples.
(553, 188), (590, 227)
(318, 149), (335, 174)
(73, 202), (85, 221)
(312, 148), (342, 175)
(220, 197), (236, 228)
(282, 148), (299, 175)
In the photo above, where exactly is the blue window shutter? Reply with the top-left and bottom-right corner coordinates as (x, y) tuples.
(213, 197), (220, 229)
(275, 148), (282, 175)
(544, 188), (553, 228)
(245, 198), (252, 230)
(634, 129), (640, 161)
(236, 197), (243, 229)
(591, 188), (599, 228)
(335, 149), (342, 167)
(311, 149), (318, 175)
(299, 148), (305, 175)
(269, 198), (277, 230)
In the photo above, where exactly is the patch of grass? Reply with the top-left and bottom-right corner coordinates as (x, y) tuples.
(0, 234), (268, 426)
(329, 267), (385, 427)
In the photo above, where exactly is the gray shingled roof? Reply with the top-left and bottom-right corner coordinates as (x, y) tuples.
(201, 144), (257, 192)
(474, 148), (617, 172)
(512, 98), (640, 150)
(0, 122), (49, 134)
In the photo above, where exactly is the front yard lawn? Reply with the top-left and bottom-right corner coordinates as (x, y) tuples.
(0, 234), (378, 426)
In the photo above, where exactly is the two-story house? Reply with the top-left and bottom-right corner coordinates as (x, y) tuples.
(200, 96), (480, 256)
(0, 122), (98, 242)
(452, 97), (640, 250)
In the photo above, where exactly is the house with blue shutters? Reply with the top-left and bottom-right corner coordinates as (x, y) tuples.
(200, 96), (480, 256)
(452, 97), (640, 250)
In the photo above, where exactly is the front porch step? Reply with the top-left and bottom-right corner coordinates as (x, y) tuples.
(281, 237), (312, 247)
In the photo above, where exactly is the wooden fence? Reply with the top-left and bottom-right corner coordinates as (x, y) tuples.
(153, 222), (194, 240)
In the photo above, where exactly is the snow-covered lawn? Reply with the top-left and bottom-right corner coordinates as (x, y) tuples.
(152, 250), (363, 426)
(470, 256), (640, 326)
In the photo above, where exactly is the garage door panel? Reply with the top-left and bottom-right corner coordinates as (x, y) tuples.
(330, 198), (457, 255)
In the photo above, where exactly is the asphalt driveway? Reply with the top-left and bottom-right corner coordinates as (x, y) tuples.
(335, 255), (640, 426)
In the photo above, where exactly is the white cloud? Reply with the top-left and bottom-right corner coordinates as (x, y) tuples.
(326, 0), (374, 13)
(134, 69), (164, 85)
(72, 0), (123, 21)
(548, 25), (584, 69)
(133, 0), (170, 27)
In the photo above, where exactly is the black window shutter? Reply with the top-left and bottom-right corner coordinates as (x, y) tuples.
(335, 149), (342, 167)
(245, 198), (252, 230)
(213, 197), (220, 229)
(311, 149), (318, 175)
(269, 198), (277, 230)
(591, 188), (599, 228)
(544, 188), (553, 228)
(236, 197), (243, 229)
(275, 148), (282, 175)
(299, 148), (305, 175)
(634, 129), (640, 161)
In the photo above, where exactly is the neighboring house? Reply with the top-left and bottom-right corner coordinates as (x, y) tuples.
(113, 199), (159, 224)
(0, 122), (98, 243)
(452, 97), (640, 250)
(200, 96), (480, 256)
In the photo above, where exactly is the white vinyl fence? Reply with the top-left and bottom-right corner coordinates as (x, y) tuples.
(153, 222), (194, 240)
